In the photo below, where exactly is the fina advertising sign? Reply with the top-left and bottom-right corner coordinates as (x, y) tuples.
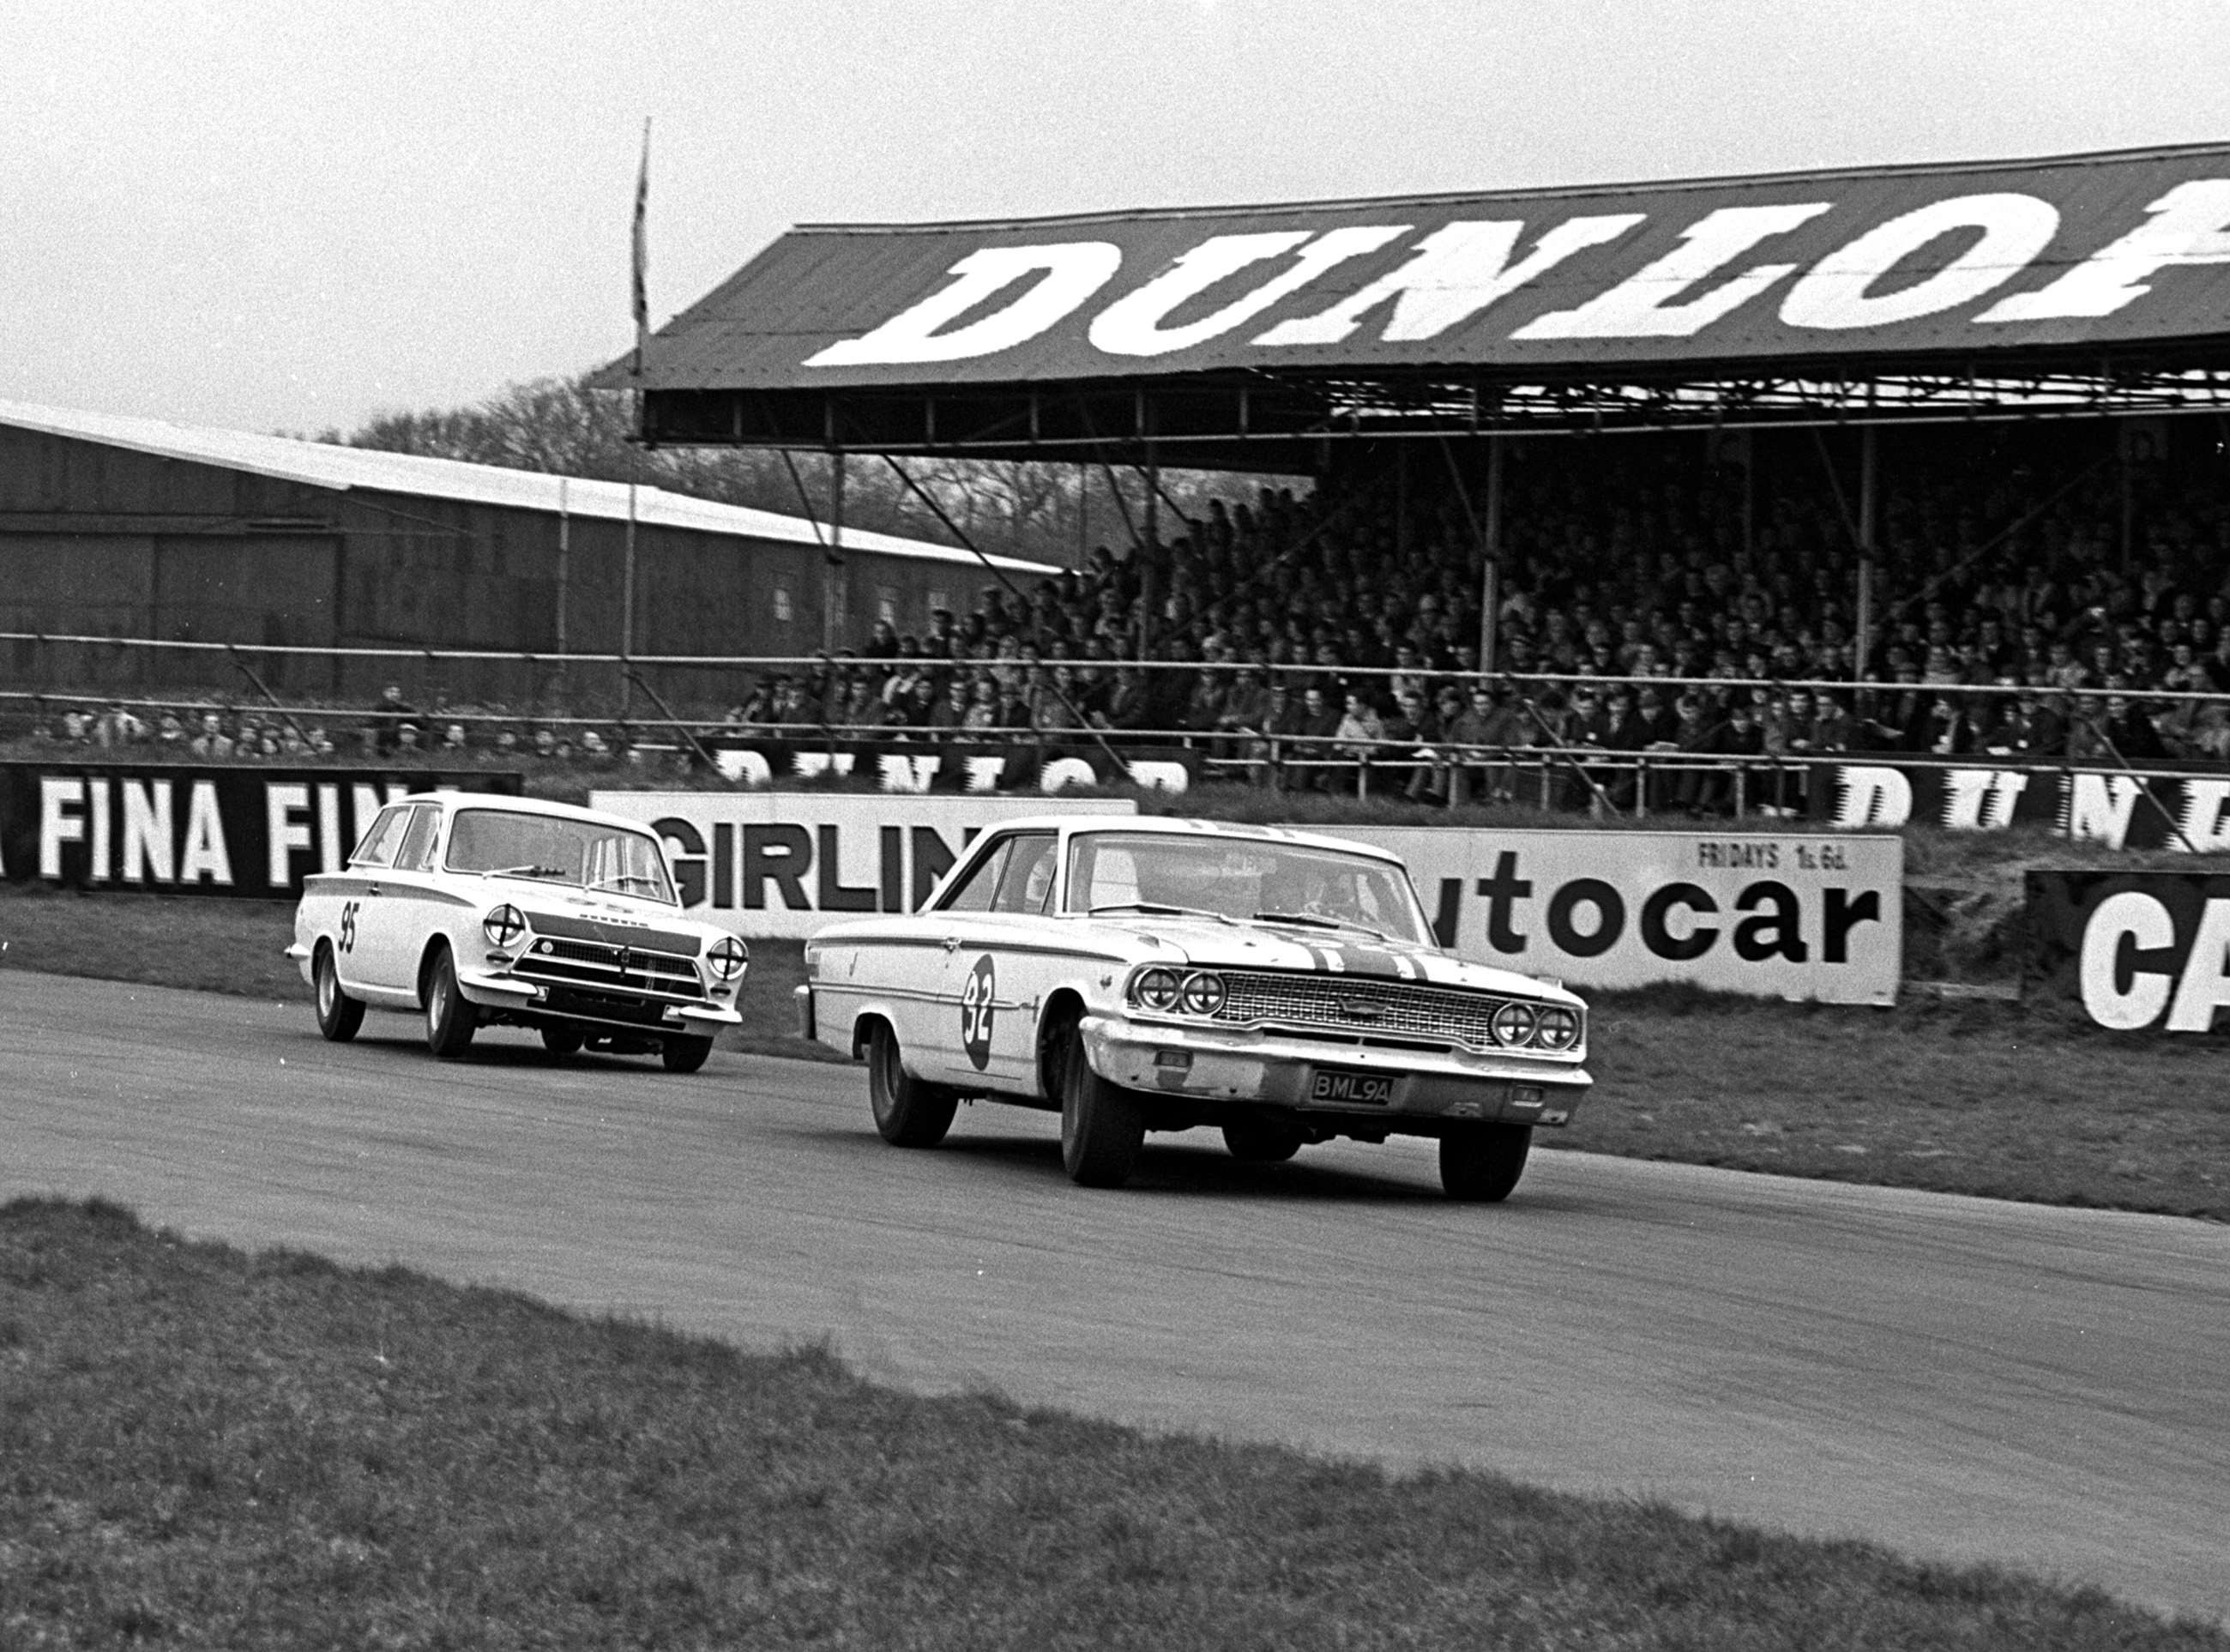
(1, 762), (521, 897)
(590, 792), (1135, 939)
(1326, 827), (1903, 1004)
(2024, 870), (2230, 1034)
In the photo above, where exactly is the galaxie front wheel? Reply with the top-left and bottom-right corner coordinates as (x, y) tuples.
(1440, 1122), (1532, 1203)
(423, 945), (477, 1058)
(1059, 1026), (1144, 1188)
(540, 1025), (584, 1058)
(867, 1021), (958, 1147)
(1222, 1114), (1304, 1164)
(313, 943), (364, 1043)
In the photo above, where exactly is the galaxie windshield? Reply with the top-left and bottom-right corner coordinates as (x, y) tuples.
(1065, 831), (1430, 945)
(444, 809), (677, 905)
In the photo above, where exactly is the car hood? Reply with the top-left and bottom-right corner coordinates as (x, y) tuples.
(1089, 916), (1576, 1002)
(813, 912), (1576, 1005)
(503, 889), (727, 950)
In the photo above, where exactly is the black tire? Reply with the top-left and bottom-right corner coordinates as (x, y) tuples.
(1440, 1123), (1533, 1203)
(1059, 1025), (1144, 1188)
(1222, 1115), (1304, 1163)
(662, 1035), (714, 1074)
(313, 943), (364, 1043)
(423, 946), (477, 1058)
(867, 1021), (958, 1147)
(541, 1025), (584, 1058)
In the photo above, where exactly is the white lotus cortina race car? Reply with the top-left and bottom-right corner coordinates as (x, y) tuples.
(799, 816), (1592, 1197)
(290, 793), (747, 1070)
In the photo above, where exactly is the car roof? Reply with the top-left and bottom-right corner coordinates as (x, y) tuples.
(397, 792), (661, 833)
(984, 812), (1407, 865)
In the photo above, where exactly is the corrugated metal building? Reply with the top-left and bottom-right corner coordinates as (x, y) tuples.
(0, 400), (1051, 708)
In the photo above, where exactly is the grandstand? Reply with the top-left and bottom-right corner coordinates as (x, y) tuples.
(605, 142), (2230, 797)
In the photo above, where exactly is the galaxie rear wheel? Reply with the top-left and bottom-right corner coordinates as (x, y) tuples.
(1222, 1115), (1304, 1164)
(314, 943), (364, 1043)
(1440, 1122), (1532, 1202)
(1059, 1026), (1144, 1188)
(423, 945), (477, 1058)
(540, 1025), (584, 1058)
(867, 1021), (958, 1147)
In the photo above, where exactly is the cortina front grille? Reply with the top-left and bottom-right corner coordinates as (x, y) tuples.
(514, 934), (704, 1003)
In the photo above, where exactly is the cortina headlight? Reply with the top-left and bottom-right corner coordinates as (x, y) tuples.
(1178, 971), (1226, 1016)
(1534, 1005), (1582, 1051)
(708, 936), (749, 981)
(482, 904), (526, 948)
(1133, 968), (1182, 1011)
(1491, 1001), (1539, 1047)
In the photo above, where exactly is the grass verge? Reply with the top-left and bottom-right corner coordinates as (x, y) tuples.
(5, 884), (2224, 1221)
(3, 1197), (2221, 1651)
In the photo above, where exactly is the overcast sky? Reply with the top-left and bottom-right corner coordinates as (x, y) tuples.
(8, 0), (2230, 437)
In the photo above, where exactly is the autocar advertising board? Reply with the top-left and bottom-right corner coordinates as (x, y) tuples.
(588, 792), (1136, 938)
(1319, 827), (1904, 1004)
(0, 761), (521, 897)
(2023, 869), (2230, 1034)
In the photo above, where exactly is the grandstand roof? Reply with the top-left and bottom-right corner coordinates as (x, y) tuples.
(0, 398), (1040, 572)
(624, 142), (2230, 465)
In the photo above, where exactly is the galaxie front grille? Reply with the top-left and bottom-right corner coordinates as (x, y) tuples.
(1211, 971), (1516, 1049)
(515, 933), (704, 1002)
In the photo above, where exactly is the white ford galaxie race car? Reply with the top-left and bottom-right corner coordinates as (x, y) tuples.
(799, 816), (1591, 1197)
(290, 793), (747, 1070)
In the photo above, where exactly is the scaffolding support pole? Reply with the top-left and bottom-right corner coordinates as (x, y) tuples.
(1478, 434), (1504, 675)
(1854, 425), (1877, 678)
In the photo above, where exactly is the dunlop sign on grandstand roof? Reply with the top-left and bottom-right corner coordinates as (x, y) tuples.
(649, 145), (2230, 386)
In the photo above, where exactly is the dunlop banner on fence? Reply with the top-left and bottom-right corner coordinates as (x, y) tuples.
(0, 762), (522, 897)
(1807, 759), (2230, 852)
(2024, 869), (2230, 1034)
(590, 792), (1136, 939)
(1318, 826), (1903, 1004)
(704, 738), (1195, 795)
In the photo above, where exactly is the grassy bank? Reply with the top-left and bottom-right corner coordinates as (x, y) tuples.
(5, 883), (2224, 1221)
(3, 1197), (2218, 1651)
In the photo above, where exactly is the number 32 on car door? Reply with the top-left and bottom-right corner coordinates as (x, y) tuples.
(959, 955), (996, 1070)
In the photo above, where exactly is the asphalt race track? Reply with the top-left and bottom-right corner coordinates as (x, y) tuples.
(5, 969), (2227, 1625)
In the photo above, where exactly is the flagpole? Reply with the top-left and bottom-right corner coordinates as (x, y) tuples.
(622, 118), (650, 722)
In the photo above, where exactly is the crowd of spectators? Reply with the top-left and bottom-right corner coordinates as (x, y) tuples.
(15, 425), (2230, 813)
(712, 424), (2230, 805)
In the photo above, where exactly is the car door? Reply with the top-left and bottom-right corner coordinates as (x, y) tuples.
(328, 803), (411, 995)
(353, 801), (444, 994)
(931, 829), (1059, 1091)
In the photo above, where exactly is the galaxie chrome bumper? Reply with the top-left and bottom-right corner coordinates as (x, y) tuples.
(1078, 1011), (1588, 1127)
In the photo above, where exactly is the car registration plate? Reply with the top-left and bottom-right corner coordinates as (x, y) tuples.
(1311, 1068), (1395, 1106)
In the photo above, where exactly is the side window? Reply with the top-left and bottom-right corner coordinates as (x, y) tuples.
(393, 805), (442, 872)
(990, 832), (1058, 914)
(351, 805), (409, 869)
(937, 837), (1013, 913)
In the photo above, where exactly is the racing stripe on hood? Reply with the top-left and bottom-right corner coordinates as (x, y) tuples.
(1329, 940), (1431, 979)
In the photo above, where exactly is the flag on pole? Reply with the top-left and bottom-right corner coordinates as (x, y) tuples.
(630, 118), (651, 379)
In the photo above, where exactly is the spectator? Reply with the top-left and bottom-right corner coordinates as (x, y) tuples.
(369, 684), (416, 753)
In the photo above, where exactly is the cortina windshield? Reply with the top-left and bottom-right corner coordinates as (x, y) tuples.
(1064, 830), (1431, 945)
(444, 809), (677, 904)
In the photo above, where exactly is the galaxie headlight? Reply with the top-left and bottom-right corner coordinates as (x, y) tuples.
(1491, 1001), (1539, 1047)
(708, 935), (749, 981)
(482, 904), (527, 948)
(1178, 970), (1226, 1016)
(1534, 1004), (1582, 1052)
(1133, 967), (1183, 1012)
